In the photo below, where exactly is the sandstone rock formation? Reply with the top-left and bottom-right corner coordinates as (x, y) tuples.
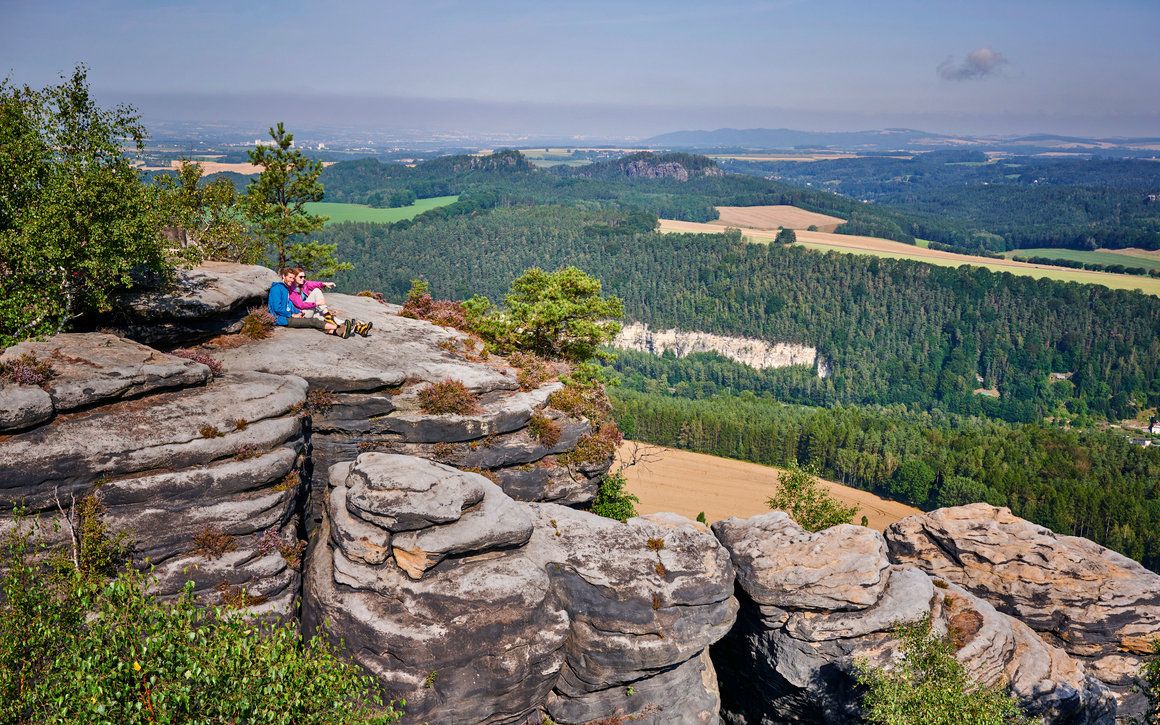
(711, 512), (1115, 724)
(614, 321), (826, 377)
(0, 333), (308, 618)
(886, 504), (1160, 715)
(305, 453), (737, 724)
(111, 261), (276, 345)
(210, 293), (610, 523)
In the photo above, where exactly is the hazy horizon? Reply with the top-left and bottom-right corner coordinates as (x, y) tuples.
(3, 0), (1159, 139)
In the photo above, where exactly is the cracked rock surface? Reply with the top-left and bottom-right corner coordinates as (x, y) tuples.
(886, 504), (1160, 716)
(712, 512), (1115, 724)
(304, 453), (737, 724)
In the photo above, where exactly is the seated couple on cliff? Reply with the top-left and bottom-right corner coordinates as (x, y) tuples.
(267, 267), (373, 338)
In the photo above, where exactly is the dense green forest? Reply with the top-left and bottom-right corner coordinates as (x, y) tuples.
(611, 387), (1160, 570)
(722, 150), (1160, 252)
(325, 204), (1159, 423)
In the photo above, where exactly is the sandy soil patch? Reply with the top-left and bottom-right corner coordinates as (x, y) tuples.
(1105, 247), (1160, 260)
(713, 205), (845, 232)
(616, 442), (920, 531)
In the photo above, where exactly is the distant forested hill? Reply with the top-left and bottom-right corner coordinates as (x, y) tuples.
(722, 151), (1160, 251)
(323, 205), (1160, 423)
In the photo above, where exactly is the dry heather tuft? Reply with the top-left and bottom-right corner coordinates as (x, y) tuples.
(418, 380), (481, 416)
(240, 307), (276, 340)
(528, 414), (563, 446)
(192, 526), (235, 559)
(0, 352), (55, 387)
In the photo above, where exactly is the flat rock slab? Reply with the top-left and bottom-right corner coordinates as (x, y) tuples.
(121, 262), (275, 321)
(0, 371), (306, 506)
(343, 452), (488, 532)
(0, 384), (53, 431)
(2, 333), (211, 415)
(213, 294), (516, 394)
(713, 512), (890, 611)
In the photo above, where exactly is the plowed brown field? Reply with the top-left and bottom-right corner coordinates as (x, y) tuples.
(616, 442), (921, 530)
(713, 205), (845, 232)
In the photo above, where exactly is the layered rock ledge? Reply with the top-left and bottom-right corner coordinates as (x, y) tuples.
(886, 503), (1160, 714)
(304, 453), (737, 724)
(711, 512), (1115, 724)
(0, 333), (308, 618)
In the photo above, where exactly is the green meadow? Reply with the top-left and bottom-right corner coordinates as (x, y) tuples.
(305, 196), (459, 224)
(1003, 247), (1160, 271)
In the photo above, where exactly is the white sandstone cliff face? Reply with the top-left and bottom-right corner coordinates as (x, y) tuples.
(613, 322), (828, 378)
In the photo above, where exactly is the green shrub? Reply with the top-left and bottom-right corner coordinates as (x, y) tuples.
(766, 464), (859, 532)
(1137, 639), (1160, 725)
(855, 618), (1032, 725)
(528, 413), (562, 446)
(465, 267), (623, 362)
(0, 527), (402, 724)
(590, 471), (640, 523)
(0, 66), (171, 347)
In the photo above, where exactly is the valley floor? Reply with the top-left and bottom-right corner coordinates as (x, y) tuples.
(616, 442), (921, 530)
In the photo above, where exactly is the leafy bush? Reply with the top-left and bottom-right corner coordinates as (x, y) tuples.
(0, 528), (402, 724)
(0, 66), (171, 346)
(855, 618), (1032, 725)
(1137, 639), (1160, 725)
(417, 380), (481, 416)
(464, 267), (623, 362)
(590, 471), (640, 523)
(766, 464), (858, 532)
(155, 160), (259, 266)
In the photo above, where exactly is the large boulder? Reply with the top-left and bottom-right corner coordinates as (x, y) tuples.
(304, 454), (738, 724)
(527, 506), (738, 724)
(712, 512), (1114, 724)
(886, 504), (1160, 715)
(304, 455), (570, 724)
(111, 262), (276, 344)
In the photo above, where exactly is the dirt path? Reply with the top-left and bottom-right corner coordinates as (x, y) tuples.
(616, 442), (921, 531)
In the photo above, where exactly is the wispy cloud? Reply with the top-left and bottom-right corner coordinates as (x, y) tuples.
(938, 47), (1008, 81)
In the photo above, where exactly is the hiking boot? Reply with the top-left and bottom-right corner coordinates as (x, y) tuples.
(353, 320), (373, 337)
(342, 318), (355, 338)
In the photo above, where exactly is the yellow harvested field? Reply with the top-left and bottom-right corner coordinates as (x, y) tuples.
(616, 443), (921, 531)
(142, 160), (337, 175)
(657, 218), (1160, 296)
(713, 205), (845, 232)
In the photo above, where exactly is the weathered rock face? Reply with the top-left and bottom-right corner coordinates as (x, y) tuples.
(711, 512), (1115, 724)
(0, 333), (308, 618)
(304, 453), (738, 724)
(110, 262), (277, 345)
(886, 504), (1160, 715)
(211, 293), (610, 524)
(613, 322), (826, 377)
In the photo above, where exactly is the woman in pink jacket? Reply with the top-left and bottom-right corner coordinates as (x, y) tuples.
(289, 269), (372, 337)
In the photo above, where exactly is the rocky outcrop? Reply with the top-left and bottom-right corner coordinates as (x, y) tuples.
(110, 261), (276, 344)
(711, 512), (1115, 724)
(614, 322), (826, 377)
(0, 333), (307, 618)
(886, 504), (1160, 715)
(304, 453), (737, 724)
(211, 293), (610, 524)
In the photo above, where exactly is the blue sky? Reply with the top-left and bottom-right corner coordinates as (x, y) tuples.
(2, 0), (1158, 137)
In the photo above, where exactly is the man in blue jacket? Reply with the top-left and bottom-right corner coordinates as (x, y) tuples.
(268, 267), (351, 337)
